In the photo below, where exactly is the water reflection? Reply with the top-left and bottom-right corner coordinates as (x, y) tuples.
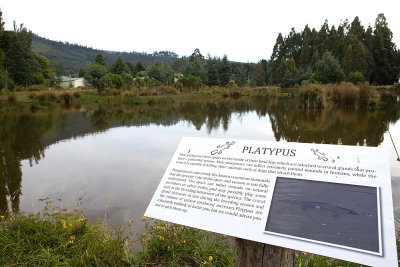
(0, 96), (399, 219)
(0, 113), (55, 215)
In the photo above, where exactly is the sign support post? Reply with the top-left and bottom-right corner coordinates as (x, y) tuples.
(236, 239), (294, 267)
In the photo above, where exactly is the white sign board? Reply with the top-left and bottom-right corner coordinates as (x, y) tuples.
(145, 137), (397, 266)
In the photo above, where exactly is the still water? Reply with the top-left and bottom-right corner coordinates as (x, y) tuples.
(1, 96), (399, 227)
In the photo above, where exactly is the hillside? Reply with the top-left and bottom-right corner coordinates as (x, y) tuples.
(31, 34), (180, 75)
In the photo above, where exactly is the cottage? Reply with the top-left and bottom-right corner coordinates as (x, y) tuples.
(56, 76), (85, 88)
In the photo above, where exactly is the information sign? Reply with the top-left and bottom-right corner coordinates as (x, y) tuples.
(145, 137), (397, 266)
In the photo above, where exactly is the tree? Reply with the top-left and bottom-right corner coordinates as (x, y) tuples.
(312, 51), (345, 83)
(341, 35), (373, 77)
(100, 73), (122, 89)
(33, 52), (55, 80)
(3, 22), (37, 86)
(349, 16), (365, 41)
(253, 61), (267, 86)
(133, 61), (146, 75)
(206, 56), (219, 86)
(94, 53), (107, 67)
(0, 8), (4, 66)
(186, 49), (206, 82)
(219, 55), (231, 86)
(110, 57), (126, 74)
(371, 13), (398, 84)
(84, 63), (108, 92)
(347, 71), (365, 84)
(189, 48), (204, 62)
(149, 61), (173, 84)
(121, 73), (134, 89)
(271, 33), (285, 62)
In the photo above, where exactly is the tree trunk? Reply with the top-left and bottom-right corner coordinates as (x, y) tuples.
(235, 238), (295, 267)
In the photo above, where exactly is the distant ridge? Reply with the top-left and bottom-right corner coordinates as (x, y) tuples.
(31, 34), (180, 74)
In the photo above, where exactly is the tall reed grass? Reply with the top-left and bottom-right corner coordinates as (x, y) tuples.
(298, 82), (378, 109)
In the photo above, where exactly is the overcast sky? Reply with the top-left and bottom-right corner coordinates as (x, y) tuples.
(1, 0), (399, 63)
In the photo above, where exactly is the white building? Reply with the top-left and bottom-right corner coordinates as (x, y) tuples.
(57, 76), (85, 88)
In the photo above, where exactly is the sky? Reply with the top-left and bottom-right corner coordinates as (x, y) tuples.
(1, 0), (399, 63)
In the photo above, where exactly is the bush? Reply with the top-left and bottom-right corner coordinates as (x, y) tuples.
(59, 92), (74, 105)
(297, 83), (327, 108)
(347, 71), (365, 84)
(330, 82), (358, 105)
(31, 73), (46, 85)
(7, 93), (17, 103)
(73, 92), (81, 98)
(176, 75), (203, 90)
(35, 92), (57, 102)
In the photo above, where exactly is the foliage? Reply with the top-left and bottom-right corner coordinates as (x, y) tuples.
(347, 71), (365, 84)
(100, 73), (123, 89)
(31, 34), (178, 75)
(111, 57), (126, 74)
(148, 61), (174, 84)
(0, 11), (54, 88)
(297, 83), (327, 108)
(176, 75), (203, 90)
(295, 251), (365, 267)
(1, 23), (37, 86)
(312, 52), (345, 84)
(269, 14), (399, 85)
(94, 53), (107, 67)
(0, 207), (131, 266)
(134, 218), (235, 266)
(84, 63), (108, 91)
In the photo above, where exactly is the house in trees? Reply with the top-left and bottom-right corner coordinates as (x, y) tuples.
(55, 76), (85, 88)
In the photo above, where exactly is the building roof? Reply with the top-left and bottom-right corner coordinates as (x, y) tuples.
(56, 76), (81, 82)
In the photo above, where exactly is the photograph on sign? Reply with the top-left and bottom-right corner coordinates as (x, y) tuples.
(264, 177), (381, 255)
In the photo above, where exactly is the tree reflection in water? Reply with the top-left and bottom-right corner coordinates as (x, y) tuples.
(0, 95), (399, 215)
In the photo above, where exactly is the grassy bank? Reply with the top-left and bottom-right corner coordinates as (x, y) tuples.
(0, 85), (284, 112)
(0, 207), (234, 266)
(1, 82), (396, 112)
(1, 208), (398, 266)
(297, 82), (379, 109)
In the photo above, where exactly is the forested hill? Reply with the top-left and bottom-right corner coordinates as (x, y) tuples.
(31, 34), (180, 74)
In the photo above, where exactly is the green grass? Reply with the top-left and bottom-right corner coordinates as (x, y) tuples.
(1, 207), (398, 266)
(0, 206), (235, 267)
(0, 210), (131, 266)
(133, 218), (235, 266)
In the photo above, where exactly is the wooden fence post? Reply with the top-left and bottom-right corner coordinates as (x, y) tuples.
(235, 238), (295, 267)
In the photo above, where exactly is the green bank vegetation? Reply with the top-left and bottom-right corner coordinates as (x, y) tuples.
(1, 8), (399, 95)
(1, 206), (398, 267)
(0, 203), (234, 267)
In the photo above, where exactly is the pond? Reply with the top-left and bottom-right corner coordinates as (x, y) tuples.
(1, 96), (399, 229)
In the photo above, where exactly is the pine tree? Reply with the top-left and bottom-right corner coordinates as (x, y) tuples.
(4, 23), (37, 85)
(371, 13), (398, 84)
(110, 57), (126, 74)
(94, 53), (107, 66)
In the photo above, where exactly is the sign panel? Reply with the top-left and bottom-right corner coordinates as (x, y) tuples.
(145, 137), (397, 267)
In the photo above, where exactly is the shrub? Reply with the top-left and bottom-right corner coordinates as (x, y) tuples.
(330, 82), (358, 105)
(7, 93), (17, 103)
(26, 84), (48, 91)
(36, 92), (57, 102)
(347, 71), (365, 84)
(176, 75), (203, 90)
(73, 92), (81, 98)
(297, 83), (326, 108)
(59, 92), (74, 105)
